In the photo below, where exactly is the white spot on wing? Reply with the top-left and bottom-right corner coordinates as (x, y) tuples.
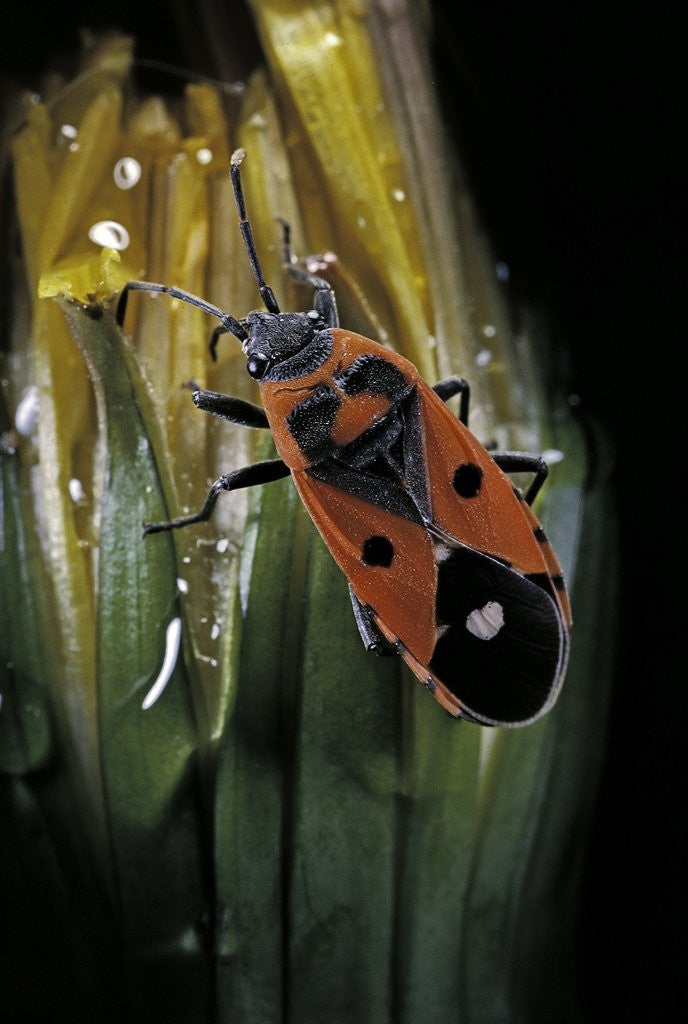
(434, 543), (454, 563)
(466, 601), (504, 641)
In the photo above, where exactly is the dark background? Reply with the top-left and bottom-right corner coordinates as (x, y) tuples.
(2, 2), (684, 1020)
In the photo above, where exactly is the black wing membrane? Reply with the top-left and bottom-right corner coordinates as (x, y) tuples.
(430, 542), (568, 725)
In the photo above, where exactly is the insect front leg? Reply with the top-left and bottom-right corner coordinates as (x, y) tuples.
(144, 459), (290, 534)
(192, 388), (270, 429)
(491, 451), (549, 505)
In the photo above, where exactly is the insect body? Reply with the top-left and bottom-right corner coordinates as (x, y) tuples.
(118, 149), (571, 727)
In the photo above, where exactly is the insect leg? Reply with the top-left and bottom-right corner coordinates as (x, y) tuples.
(143, 459), (290, 534)
(278, 217), (339, 328)
(192, 388), (270, 428)
(348, 586), (398, 656)
(433, 376), (470, 425)
(491, 451), (549, 505)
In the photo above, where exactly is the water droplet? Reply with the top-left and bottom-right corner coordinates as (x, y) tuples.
(324, 31), (343, 47)
(142, 617), (182, 710)
(476, 349), (492, 367)
(357, 216), (367, 230)
(210, 623), (221, 640)
(88, 220), (130, 251)
(392, 188), (405, 202)
(542, 448), (565, 465)
(481, 324), (496, 338)
(216, 537), (229, 553)
(177, 577), (189, 594)
(61, 124), (78, 140)
(113, 156), (141, 189)
(196, 147), (213, 165)
(15, 386), (39, 436)
(68, 478), (85, 503)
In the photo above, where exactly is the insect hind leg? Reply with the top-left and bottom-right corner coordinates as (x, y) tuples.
(143, 459), (290, 535)
(348, 586), (397, 656)
(491, 451), (549, 505)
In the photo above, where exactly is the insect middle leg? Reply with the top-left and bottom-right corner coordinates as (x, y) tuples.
(433, 376), (470, 425)
(144, 385), (287, 533)
(432, 378), (549, 505)
(144, 459), (290, 534)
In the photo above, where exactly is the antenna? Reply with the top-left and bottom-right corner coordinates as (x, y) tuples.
(230, 149), (280, 314)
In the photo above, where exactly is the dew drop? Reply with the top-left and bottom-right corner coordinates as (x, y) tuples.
(113, 156), (142, 189)
(68, 478), (85, 503)
(15, 386), (39, 436)
(196, 147), (213, 165)
(142, 617), (182, 710)
(88, 220), (130, 251)
(542, 448), (565, 465)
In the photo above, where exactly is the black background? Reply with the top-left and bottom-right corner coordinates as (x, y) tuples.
(2, 2), (684, 1020)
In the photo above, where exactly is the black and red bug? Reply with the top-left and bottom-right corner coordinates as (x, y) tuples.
(117, 149), (571, 726)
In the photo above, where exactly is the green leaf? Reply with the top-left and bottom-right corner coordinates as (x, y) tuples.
(63, 302), (213, 1020)
(0, 447), (54, 774)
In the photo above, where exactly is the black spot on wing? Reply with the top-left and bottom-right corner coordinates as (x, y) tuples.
(361, 535), (394, 567)
(452, 462), (483, 498)
(430, 545), (565, 724)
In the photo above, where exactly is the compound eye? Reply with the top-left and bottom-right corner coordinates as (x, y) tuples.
(246, 353), (269, 379)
